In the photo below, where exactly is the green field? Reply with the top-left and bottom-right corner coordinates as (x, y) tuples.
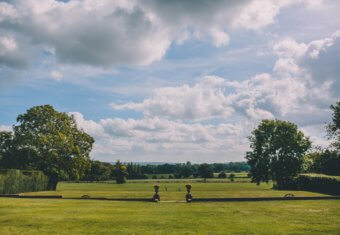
(1, 181), (340, 234)
(21, 181), (326, 200)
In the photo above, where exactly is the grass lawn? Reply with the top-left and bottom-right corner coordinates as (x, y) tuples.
(1, 198), (340, 234)
(1, 181), (339, 234)
(21, 181), (326, 200)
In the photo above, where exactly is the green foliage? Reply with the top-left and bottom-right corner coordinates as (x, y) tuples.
(0, 131), (14, 168)
(83, 160), (113, 181)
(296, 174), (340, 195)
(246, 119), (311, 189)
(218, 171), (227, 178)
(0, 105), (94, 190)
(126, 162), (147, 179)
(229, 173), (235, 182)
(113, 160), (128, 184)
(0, 169), (48, 194)
(327, 101), (340, 150)
(139, 162), (250, 176)
(197, 163), (214, 180)
(179, 161), (194, 178)
(303, 150), (340, 176)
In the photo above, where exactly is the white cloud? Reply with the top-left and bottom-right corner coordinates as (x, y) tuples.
(0, 36), (17, 52)
(0, 35), (27, 69)
(273, 38), (308, 58)
(111, 76), (235, 121)
(71, 111), (252, 162)
(50, 70), (63, 81)
(105, 31), (340, 161)
(0, 0), (322, 69)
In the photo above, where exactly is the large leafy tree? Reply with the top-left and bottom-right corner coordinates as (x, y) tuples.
(2, 105), (94, 190)
(246, 119), (311, 189)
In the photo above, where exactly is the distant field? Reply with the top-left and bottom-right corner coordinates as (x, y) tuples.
(21, 181), (326, 200)
(1, 181), (339, 234)
(212, 172), (249, 178)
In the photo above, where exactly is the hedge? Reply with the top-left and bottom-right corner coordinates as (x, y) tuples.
(296, 174), (340, 195)
(0, 169), (49, 194)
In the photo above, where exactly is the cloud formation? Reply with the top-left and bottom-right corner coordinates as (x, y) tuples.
(71, 112), (251, 162)
(0, 0), (321, 69)
(105, 31), (339, 161)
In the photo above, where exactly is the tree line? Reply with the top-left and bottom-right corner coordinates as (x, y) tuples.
(79, 160), (249, 182)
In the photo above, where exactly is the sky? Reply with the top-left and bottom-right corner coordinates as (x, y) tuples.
(0, 0), (339, 163)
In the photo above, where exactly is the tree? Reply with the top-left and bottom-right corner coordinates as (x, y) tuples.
(180, 161), (194, 178)
(113, 160), (128, 184)
(3, 105), (94, 190)
(0, 131), (14, 167)
(218, 171), (227, 178)
(229, 173), (235, 182)
(327, 101), (340, 150)
(197, 163), (214, 181)
(246, 119), (311, 189)
(84, 160), (112, 181)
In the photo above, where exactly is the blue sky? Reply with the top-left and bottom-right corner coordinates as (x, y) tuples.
(0, 0), (339, 163)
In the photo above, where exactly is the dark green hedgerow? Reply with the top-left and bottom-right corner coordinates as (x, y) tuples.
(0, 169), (49, 194)
(296, 174), (340, 195)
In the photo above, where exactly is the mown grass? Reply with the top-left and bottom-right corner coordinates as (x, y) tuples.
(1, 198), (339, 234)
(21, 181), (327, 200)
(1, 181), (338, 234)
(213, 172), (249, 178)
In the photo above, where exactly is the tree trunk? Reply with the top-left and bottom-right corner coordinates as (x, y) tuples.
(47, 173), (58, 191)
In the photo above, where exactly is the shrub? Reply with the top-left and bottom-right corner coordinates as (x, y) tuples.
(229, 173), (235, 182)
(152, 175), (157, 179)
(0, 169), (49, 194)
(296, 174), (340, 195)
(174, 174), (182, 179)
(218, 172), (227, 178)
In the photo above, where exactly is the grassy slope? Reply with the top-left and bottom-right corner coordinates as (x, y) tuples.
(22, 181), (326, 200)
(0, 198), (339, 234)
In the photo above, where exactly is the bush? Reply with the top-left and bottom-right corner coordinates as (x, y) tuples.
(229, 173), (235, 182)
(296, 174), (340, 195)
(218, 172), (227, 178)
(0, 169), (49, 194)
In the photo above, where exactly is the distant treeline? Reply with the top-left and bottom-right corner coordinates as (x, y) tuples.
(139, 162), (250, 175)
(82, 161), (250, 181)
